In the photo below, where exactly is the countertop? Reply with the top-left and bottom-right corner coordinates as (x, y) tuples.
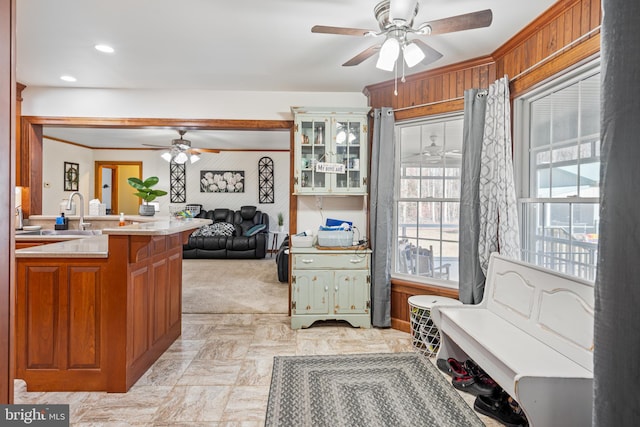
(15, 235), (109, 258)
(15, 218), (211, 258)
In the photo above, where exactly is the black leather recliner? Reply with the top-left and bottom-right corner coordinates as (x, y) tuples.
(183, 206), (269, 259)
(276, 236), (289, 282)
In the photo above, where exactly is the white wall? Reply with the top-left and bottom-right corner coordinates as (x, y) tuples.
(29, 87), (368, 234)
(22, 88), (368, 119)
(42, 139), (94, 215)
(42, 139), (290, 229)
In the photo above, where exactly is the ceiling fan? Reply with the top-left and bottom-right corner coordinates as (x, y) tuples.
(312, 0), (492, 72)
(143, 130), (219, 164)
(403, 134), (461, 164)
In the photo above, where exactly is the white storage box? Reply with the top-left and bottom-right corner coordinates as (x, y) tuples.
(317, 230), (353, 247)
(290, 235), (314, 247)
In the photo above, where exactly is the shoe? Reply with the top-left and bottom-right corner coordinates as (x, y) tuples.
(474, 394), (528, 427)
(436, 358), (468, 378)
(464, 359), (500, 392)
(452, 375), (495, 396)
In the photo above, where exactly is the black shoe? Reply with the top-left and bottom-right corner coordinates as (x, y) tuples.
(463, 359), (501, 394)
(474, 394), (528, 427)
(452, 375), (495, 397)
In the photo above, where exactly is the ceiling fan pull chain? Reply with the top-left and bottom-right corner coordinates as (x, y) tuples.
(394, 61), (398, 96)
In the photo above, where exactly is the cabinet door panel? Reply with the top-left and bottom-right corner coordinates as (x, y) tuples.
(24, 266), (61, 368)
(292, 271), (331, 314)
(68, 266), (101, 368)
(334, 270), (370, 314)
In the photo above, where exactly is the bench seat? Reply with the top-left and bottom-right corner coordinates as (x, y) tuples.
(438, 308), (592, 397)
(432, 253), (594, 427)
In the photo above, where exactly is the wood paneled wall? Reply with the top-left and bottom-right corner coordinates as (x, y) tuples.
(363, 0), (602, 332)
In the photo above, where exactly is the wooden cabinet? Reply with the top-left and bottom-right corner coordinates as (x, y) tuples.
(290, 247), (371, 329)
(292, 107), (370, 195)
(15, 233), (185, 392)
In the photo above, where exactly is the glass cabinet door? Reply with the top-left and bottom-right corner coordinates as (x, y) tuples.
(298, 117), (328, 192)
(333, 117), (366, 193)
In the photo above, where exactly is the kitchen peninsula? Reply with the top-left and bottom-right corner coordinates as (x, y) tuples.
(14, 218), (211, 392)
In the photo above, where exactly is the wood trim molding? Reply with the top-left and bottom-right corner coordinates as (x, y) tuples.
(21, 116), (292, 131)
(19, 116), (295, 215)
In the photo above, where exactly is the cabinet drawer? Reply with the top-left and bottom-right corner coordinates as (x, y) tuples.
(293, 253), (369, 270)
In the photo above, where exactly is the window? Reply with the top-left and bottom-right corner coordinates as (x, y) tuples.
(394, 115), (463, 286)
(516, 62), (600, 281)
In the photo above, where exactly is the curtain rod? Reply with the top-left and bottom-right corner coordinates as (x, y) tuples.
(393, 26), (601, 113)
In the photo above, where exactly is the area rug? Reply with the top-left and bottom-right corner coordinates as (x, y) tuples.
(265, 352), (484, 427)
(182, 258), (288, 314)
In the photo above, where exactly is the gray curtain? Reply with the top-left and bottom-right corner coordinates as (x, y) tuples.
(459, 89), (487, 304)
(595, 0), (640, 424)
(370, 107), (395, 327)
(459, 78), (520, 305)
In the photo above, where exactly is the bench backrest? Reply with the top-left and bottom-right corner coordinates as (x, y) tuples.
(481, 253), (594, 372)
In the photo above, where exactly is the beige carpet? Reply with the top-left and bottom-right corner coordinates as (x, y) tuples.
(182, 258), (289, 314)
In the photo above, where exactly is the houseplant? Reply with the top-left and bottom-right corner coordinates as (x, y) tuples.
(127, 176), (167, 216)
(277, 212), (285, 232)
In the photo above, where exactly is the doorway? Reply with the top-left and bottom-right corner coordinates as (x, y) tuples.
(94, 161), (142, 215)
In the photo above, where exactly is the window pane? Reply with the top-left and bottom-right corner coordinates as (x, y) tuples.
(531, 95), (551, 147)
(420, 167), (443, 198)
(397, 201), (418, 239)
(551, 84), (579, 143)
(580, 74), (600, 137)
(394, 115), (462, 284)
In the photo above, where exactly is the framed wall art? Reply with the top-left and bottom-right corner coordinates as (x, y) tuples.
(200, 170), (245, 193)
(64, 162), (79, 191)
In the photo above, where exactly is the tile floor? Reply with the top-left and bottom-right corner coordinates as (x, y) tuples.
(14, 314), (501, 426)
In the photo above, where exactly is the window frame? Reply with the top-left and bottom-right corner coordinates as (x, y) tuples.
(514, 59), (601, 281)
(392, 112), (464, 289)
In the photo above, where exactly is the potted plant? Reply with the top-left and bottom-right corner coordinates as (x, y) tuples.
(127, 176), (167, 216)
(277, 212), (285, 232)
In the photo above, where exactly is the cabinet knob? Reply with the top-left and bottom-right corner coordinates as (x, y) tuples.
(302, 258), (314, 264)
(349, 258), (362, 263)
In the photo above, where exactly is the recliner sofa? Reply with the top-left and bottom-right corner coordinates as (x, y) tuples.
(183, 206), (269, 259)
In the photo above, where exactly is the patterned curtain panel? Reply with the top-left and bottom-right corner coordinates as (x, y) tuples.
(459, 77), (520, 304)
(478, 76), (521, 274)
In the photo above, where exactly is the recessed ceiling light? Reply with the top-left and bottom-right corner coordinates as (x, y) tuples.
(94, 44), (114, 53)
(60, 75), (77, 82)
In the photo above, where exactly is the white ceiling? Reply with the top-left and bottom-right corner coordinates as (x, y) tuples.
(16, 0), (556, 150)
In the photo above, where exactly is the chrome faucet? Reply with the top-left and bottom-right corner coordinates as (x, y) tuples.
(15, 206), (23, 230)
(67, 192), (91, 230)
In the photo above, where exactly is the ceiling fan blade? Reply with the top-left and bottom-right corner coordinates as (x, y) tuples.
(425, 9), (493, 36)
(342, 44), (381, 66)
(142, 143), (169, 149)
(390, 0), (418, 22)
(312, 25), (376, 37)
(411, 39), (444, 66)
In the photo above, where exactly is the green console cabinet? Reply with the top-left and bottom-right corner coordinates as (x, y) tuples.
(290, 247), (371, 329)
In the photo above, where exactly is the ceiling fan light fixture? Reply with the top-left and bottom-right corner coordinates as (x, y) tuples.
(189, 153), (201, 164)
(173, 152), (188, 164)
(403, 41), (425, 67)
(376, 37), (399, 71)
(161, 151), (173, 162)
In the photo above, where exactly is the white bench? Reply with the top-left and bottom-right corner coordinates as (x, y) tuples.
(431, 253), (594, 427)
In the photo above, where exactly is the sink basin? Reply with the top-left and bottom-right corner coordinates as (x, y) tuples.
(40, 230), (102, 236)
